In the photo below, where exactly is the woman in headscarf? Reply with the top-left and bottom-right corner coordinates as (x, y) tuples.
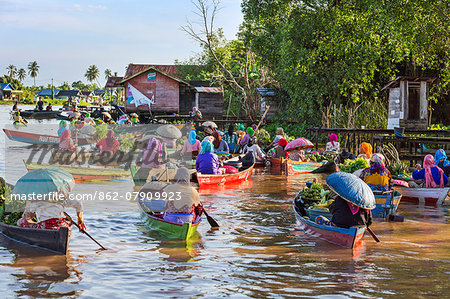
(269, 127), (285, 148)
(239, 127), (254, 148)
(222, 124), (238, 153)
(435, 149), (450, 177)
(412, 155), (448, 188)
(118, 114), (130, 125)
(96, 130), (120, 154)
(181, 129), (201, 158)
(58, 129), (77, 153)
(142, 137), (165, 169)
(271, 138), (288, 159)
(357, 142), (372, 162)
(245, 138), (266, 163)
(325, 134), (340, 153)
(212, 129), (229, 153)
(163, 167), (202, 224)
(195, 139), (220, 174)
(359, 153), (392, 192)
(57, 120), (68, 137)
(288, 147), (309, 162)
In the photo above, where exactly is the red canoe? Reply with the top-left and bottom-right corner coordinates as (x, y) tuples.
(3, 128), (90, 146)
(197, 163), (254, 187)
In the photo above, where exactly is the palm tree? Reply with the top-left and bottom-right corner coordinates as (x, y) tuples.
(85, 65), (100, 89)
(104, 69), (112, 80)
(6, 65), (17, 80)
(17, 68), (27, 82)
(28, 61), (39, 86)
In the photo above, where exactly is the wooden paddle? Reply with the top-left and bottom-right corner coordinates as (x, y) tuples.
(366, 226), (380, 242)
(64, 212), (107, 250)
(202, 206), (219, 229)
(252, 105), (270, 137)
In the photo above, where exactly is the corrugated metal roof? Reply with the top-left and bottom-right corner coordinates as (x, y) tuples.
(105, 76), (123, 88)
(257, 88), (276, 97)
(94, 90), (105, 96)
(194, 86), (223, 93)
(58, 90), (81, 97)
(0, 83), (13, 90)
(124, 64), (181, 79)
(36, 88), (60, 96)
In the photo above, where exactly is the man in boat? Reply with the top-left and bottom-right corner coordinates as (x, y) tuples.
(46, 103), (53, 111)
(37, 98), (44, 111)
(222, 124), (239, 154)
(434, 149), (450, 177)
(412, 155), (448, 188)
(12, 101), (19, 111)
(359, 154), (392, 192)
(17, 197), (86, 231)
(196, 139), (220, 174)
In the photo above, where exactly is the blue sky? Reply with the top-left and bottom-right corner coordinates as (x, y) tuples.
(0, 0), (243, 87)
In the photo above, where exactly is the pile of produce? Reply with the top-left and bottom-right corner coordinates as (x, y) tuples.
(308, 152), (336, 163)
(339, 158), (369, 173)
(300, 183), (330, 200)
(1, 177), (24, 226)
(310, 198), (335, 211)
(381, 143), (410, 176)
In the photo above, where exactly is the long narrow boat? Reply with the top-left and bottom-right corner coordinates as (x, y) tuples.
(139, 202), (200, 240)
(393, 186), (450, 205)
(307, 190), (403, 220)
(269, 157), (327, 175)
(3, 128), (90, 146)
(293, 199), (366, 249)
(197, 163), (254, 187)
(18, 110), (61, 119)
(24, 160), (131, 180)
(0, 222), (72, 254)
(130, 165), (185, 185)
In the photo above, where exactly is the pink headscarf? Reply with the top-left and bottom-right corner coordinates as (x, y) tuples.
(105, 130), (116, 148)
(329, 134), (338, 146)
(423, 154), (444, 188)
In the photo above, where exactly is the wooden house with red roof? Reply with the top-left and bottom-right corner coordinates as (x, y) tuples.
(117, 64), (223, 117)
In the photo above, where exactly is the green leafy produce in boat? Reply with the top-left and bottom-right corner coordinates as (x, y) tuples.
(300, 183), (330, 200)
(339, 158), (369, 173)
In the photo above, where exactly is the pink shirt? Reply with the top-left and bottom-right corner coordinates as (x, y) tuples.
(181, 140), (201, 156)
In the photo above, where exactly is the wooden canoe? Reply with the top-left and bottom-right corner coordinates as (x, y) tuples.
(197, 163), (254, 187)
(139, 203), (200, 240)
(393, 186), (450, 205)
(0, 221), (72, 254)
(293, 199), (366, 249)
(307, 190), (403, 220)
(24, 160), (131, 180)
(130, 165), (188, 185)
(3, 128), (90, 146)
(19, 110), (61, 119)
(269, 157), (327, 175)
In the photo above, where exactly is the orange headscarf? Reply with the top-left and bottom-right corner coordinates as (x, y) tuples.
(361, 142), (372, 158)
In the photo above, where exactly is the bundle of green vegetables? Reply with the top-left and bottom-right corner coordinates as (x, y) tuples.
(308, 153), (336, 163)
(300, 183), (330, 200)
(339, 158), (369, 173)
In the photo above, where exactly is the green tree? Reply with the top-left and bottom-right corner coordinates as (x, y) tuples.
(28, 61), (39, 86)
(17, 68), (26, 83)
(6, 65), (17, 80)
(104, 69), (112, 80)
(59, 81), (70, 90)
(71, 80), (89, 90)
(85, 65), (100, 89)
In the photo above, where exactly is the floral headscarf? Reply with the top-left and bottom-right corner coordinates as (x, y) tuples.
(435, 149), (450, 168)
(423, 154), (444, 188)
(369, 153), (390, 177)
(200, 139), (214, 154)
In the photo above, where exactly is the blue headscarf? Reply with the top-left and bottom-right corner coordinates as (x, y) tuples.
(200, 140), (214, 154)
(188, 129), (197, 145)
(435, 149), (450, 167)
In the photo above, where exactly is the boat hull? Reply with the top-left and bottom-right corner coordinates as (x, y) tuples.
(197, 164), (254, 187)
(393, 186), (450, 205)
(3, 129), (90, 146)
(141, 212), (199, 240)
(19, 110), (60, 119)
(269, 158), (326, 175)
(293, 200), (365, 248)
(0, 222), (71, 254)
(24, 161), (131, 180)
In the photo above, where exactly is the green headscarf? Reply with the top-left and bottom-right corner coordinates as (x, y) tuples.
(59, 120), (67, 128)
(246, 127), (254, 136)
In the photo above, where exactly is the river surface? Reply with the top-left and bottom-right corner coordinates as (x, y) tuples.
(1, 105), (449, 298)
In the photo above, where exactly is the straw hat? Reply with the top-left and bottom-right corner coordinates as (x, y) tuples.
(156, 124), (182, 139)
(69, 112), (81, 119)
(102, 112), (112, 119)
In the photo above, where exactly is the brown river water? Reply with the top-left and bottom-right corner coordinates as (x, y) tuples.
(1, 105), (449, 298)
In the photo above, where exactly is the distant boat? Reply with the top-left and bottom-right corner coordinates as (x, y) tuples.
(3, 128), (90, 146)
(18, 110), (61, 119)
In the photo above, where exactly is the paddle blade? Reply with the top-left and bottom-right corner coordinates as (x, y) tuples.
(203, 210), (219, 229)
(366, 226), (380, 243)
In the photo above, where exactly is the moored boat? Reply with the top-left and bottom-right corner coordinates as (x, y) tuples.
(18, 110), (61, 119)
(24, 161), (131, 180)
(269, 157), (327, 175)
(393, 186), (450, 205)
(3, 128), (90, 146)
(0, 221), (72, 254)
(293, 199), (366, 248)
(130, 165), (187, 185)
(197, 163), (254, 187)
(139, 202), (200, 240)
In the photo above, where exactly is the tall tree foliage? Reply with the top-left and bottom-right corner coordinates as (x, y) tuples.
(85, 65), (100, 89)
(28, 61), (39, 86)
(6, 65), (16, 81)
(241, 0), (450, 127)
